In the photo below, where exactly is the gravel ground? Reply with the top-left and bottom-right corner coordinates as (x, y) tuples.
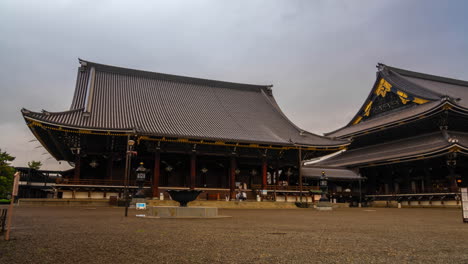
(1, 206), (467, 264)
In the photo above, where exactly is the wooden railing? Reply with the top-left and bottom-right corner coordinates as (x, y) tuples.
(251, 184), (319, 191)
(56, 178), (151, 186)
(367, 187), (460, 196)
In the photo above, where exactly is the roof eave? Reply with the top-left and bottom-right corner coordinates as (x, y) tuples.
(327, 100), (447, 139)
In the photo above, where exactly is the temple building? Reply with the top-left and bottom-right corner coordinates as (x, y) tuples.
(307, 64), (468, 206)
(21, 59), (349, 200)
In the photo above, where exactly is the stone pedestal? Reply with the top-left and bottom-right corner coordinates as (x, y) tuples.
(150, 206), (218, 218)
(130, 198), (147, 207)
(316, 201), (333, 211)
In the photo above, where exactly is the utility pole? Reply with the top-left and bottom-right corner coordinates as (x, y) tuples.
(124, 137), (135, 217)
(5, 172), (20, 241)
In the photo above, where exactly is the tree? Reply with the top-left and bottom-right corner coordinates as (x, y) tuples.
(0, 148), (15, 199)
(28, 160), (42, 170)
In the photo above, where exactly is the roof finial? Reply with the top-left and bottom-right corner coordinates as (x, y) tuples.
(78, 58), (87, 67)
(376, 63), (385, 72)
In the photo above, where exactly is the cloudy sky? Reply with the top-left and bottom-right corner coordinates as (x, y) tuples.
(1, 0), (468, 170)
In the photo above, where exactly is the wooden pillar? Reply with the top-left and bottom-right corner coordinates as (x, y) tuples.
(423, 166), (432, 193)
(74, 155), (81, 182)
(190, 152), (196, 190)
(298, 147), (303, 202)
(262, 158), (268, 189)
(274, 158), (279, 201)
(230, 156), (236, 199)
(106, 155), (114, 181)
(448, 168), (458, 192)
(152, 151), (161, 198)
(404, 167), (412, 194)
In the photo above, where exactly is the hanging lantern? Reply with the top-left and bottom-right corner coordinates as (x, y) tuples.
(89, 160), (99, 168)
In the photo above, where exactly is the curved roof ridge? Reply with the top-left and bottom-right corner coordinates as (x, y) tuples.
(383, 64), (468, 87)
(21, 107), (84, 116)
(258, 89), (349, 146)
(380, 65), (444, 100)
(79, 58), (272, 92)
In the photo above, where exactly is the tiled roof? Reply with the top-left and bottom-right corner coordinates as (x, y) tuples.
(326, 64), (468, 138)
(326, 100), (443, 138)
(314, 131), (468, 167)
(22, 59), (348, 147)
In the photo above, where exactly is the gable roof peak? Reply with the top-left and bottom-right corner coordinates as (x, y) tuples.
(77, 58), (272, 92)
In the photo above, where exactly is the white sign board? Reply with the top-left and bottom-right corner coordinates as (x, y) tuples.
(136, 203), (147, 210)
(461, 188), (468, 223)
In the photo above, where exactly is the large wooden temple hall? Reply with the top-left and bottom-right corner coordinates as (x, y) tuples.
(21, 59), (468, 204)
(21, 59), (350, 200)
(306, 63), (468, 205)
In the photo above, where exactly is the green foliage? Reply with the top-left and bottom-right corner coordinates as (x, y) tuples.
(28, 160), (42, 170)
(294, 202), (312, 208)
(0, 148), (15, 199)
(0, 199), (10, 204)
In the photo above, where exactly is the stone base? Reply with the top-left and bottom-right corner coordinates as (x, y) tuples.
(130, 198), (147, 208)
(316, 201), (333, 211)
(149, 206), (219, 218)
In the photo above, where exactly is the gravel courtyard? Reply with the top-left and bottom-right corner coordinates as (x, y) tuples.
(1, 206), (467, 264)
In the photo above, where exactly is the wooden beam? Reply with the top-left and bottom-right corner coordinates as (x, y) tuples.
(156, 149), (262, 158)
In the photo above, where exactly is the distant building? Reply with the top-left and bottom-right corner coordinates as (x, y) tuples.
(15, 167), (72, 198)
(21, 59), (348, 200)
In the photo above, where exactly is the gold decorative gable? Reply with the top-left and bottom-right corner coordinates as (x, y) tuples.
(351, 78), (430, 125)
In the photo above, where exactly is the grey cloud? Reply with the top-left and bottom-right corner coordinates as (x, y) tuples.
(1, 0), (468, 169)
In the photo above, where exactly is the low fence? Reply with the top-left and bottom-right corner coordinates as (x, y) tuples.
(18, 199), (111, 207)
